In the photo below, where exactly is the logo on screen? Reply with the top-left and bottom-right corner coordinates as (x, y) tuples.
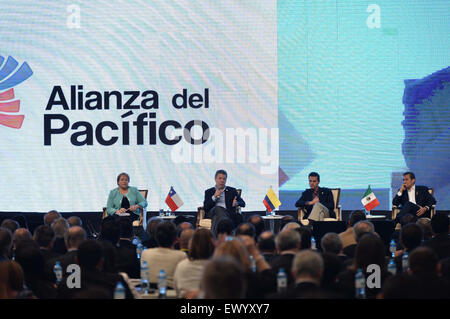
(0, 55), (33, 129)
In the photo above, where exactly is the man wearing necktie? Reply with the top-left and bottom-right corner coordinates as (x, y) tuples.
(203, 170), (245, 236)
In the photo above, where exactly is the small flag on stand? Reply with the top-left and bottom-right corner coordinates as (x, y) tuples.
(263, 187), (281, 212)
(165, 186), (184, 212)
(361, 186), (380, 211)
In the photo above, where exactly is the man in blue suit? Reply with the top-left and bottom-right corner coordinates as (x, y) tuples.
(203, 170), (245, 236)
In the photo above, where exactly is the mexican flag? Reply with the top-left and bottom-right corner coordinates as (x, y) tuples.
(361, 186), (380, 211)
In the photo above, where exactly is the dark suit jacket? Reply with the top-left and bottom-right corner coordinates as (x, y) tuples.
(424, 234), (450, 260)
(116, 239), (140, 279)
(203, 186), (245, 217)
(295, 187), (335, 219)
(392, 185), (436, 217)
(269, 281), (325, 299)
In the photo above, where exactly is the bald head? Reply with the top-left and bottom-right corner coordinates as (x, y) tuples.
(64, 226), (87, 250)
(179, 229), (195, 251)
(67, 216), (82, 227)
(13, 228), (32, 249)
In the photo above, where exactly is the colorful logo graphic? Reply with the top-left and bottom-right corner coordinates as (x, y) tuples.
(0, 55), (33, 129)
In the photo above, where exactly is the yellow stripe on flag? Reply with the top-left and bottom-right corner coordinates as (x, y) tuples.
(266, 187), (281, 208)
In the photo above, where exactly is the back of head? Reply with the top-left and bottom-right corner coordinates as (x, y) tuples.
(177, 222), (194, 238)
(99, 219), (120, 245)
(292, 250), (324, 281)
(431, 212), (449, 235)
(214, 239), (250, 271)
(298, 227), (312, 250)
(0, 227), (13, 257)
(117, 217), (133, 239)
(275, 229), (301, 252)
(67, 216), (83, 227)
(353, 220), (375, 242)
(349, 210), (366, 227)
(249, 215), (264, 238)
(32, 225), (55, 248)
(280, 215), (295, 230)
(320, 252), (342, 288)
(179, 228), (195, 251)
(235, 223), (255, 239)
(381, 274), (421, 299)
(409, 247), (439, 277)
(355, 233), (386, 272)
(189, 228), (215, 260)
(14, 240), (44, 277)
(12, 228), (32, 248)
(44, 210), (61, 226)
(65, 226), (87, 250)
(257, 231), (276, 253)
(155, 221), (177, 248)
(51, 218), (69, 238)
(321, 232), (343, 255)
(216, 218), (234, 236)
(1, 219), (20, 234)
(202, 256), (246, 299)
(400, 223), (423, 251)
(416, 218), (433, 240)
(146, 217), (163, 237)
(0, 261), (24, 298)
(77, 240), (104, 270)
(282, 222), (301, 232)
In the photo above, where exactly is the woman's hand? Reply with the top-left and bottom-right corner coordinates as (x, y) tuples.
(129, 205), (140, 212)
(115, 208), (127, 214)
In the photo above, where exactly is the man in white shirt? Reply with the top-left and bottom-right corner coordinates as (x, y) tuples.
(393, 172), (436, 223)
(141, 221), (187, 288)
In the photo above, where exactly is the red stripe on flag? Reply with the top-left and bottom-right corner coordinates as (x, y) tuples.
(263, 199), (273, 212)
(365, 198), (380, 211)
(165, 195), (178, 211)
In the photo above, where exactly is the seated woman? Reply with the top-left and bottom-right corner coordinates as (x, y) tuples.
(106, 172), (147, 222)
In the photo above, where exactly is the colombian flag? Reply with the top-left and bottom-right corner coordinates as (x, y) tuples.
(263, 187), (281, 212)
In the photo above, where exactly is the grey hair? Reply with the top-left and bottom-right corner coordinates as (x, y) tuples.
(321, 232), (343, 254)
(282, 222), (301, 231)
(353, 220), (375, 242)
(51, 218), (69, 238)
(275, 229), (301, 252)
(292, 250), (324, 280)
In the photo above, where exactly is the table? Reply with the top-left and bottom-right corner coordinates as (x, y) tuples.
(262, 214), (284, 233)
(127, 279), (177, 299)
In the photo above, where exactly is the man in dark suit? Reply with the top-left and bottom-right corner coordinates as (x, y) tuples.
(203, 169), (245, 236)
(392, 172), (436, 223)
(295, 172), (335, 221)
(424, 212), (450, 260)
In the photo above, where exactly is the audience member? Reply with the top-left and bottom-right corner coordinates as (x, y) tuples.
(416, 218), (433, 241)
(14, 240), (57, 299)
(142, 217), (163, 248)
(141, 221), (187, 288)
(51, 218), (69, 255)
(0, 261), (26, 299)
(282, 222), (301, 232)
(321, 232), (347, 262)
(279, 215), (295, 230)
(248, 215), (265, 239)
(394, 223), (423, 273)
(215, 218), (234, 245)
(174, 228), (215, 298)
(0, 228), (13, 262)
(424, 212), (450, 260)
(271, 250), (328, 298)
(235, 223), (256, 239)
(1, 219), (20, 235)
(44, 210), (61, 227)
(339, 210), (366, 249)
(201, 256), (247, 299)
(270, 230), (301, 286)
(257, 231), (277, 264)
(67, 216), (83, 228)
(179, 229), (195, 254)
(116, 218), (139, 278)
(33, 225), (58, 262)
(297, 227), (312, 250)
(175, 222), (194, 250)
(49, 226), (86, 272)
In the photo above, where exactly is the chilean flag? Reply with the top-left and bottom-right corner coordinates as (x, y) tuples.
(165, 186), (184, 212)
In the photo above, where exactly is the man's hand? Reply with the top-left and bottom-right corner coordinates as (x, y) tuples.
(308, 197), (319, 206)
(214, 188), (223, 199)
(232, 196), (238, 207)
(399, 183), (406, 193)
(416, 206), (427, 217)
(394, 249), (404, 258)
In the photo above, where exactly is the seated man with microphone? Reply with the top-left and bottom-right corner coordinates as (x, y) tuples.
(203, 170), (245, 236)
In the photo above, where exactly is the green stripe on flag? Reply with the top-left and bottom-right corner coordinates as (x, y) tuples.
(363, 186), (372, 198)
